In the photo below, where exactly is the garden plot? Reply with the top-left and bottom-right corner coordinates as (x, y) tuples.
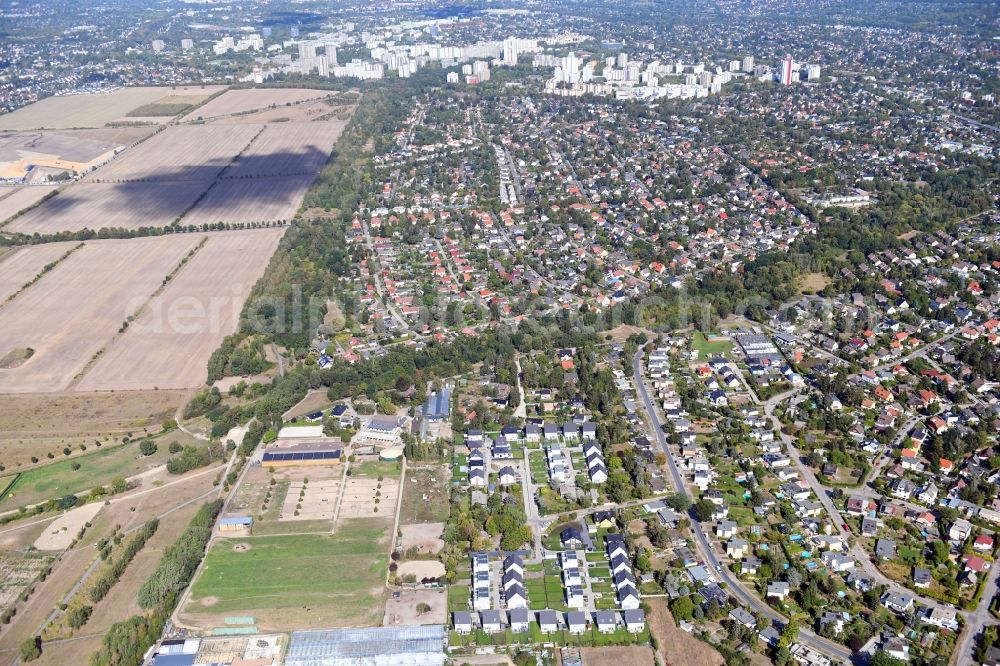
(279, 478), (341, 521)
(6, 181), (209, 233)
(85, 124), (260, 182)
(0, 86), (226, 131)
(0, 234), (202, 393)
(181, 176), (313, 226)
(186, 88), (332, 121)
(75, 228), (284, 391)
(222, 122), (346, 178)
(0, 185), (60, 223)
(0, 552), (52, 614)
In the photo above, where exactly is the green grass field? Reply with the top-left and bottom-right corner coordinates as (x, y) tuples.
(0, 437), (179, 508)
(691, 332), (733, 357)
(351, 459), (402, 479)
(250, 518), (333, 536)
(185, 519), (389, 628)
(448, 583), (470, 612)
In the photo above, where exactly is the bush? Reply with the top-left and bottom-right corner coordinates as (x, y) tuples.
(168, 441), (182, 454)
(67, 604), (93, 629)
(19, 636), (40, 662)
(57, 494), (78, 510)
(166, 445), (211, 475)
(139, 441), (157, 457)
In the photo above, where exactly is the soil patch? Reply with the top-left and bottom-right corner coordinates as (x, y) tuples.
(33, 502), (104, 551)
(397, 560), (445, 580)
(382, 588), (446, 627)
(581, 646), (656, 666)
(399, 522), (445, 555)
(646, 597), (724, 666)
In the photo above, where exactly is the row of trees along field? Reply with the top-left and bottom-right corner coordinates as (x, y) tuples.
(87, 500), (222, 666)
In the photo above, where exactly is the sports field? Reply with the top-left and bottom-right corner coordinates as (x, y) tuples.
(691, 331), (733, 357)
(183, 518), (391, 630)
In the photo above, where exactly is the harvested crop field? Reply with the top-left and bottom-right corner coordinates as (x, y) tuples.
(223, 122), (346, 178)
(0, 185), (60, 223)
(76, 228), (285, 391)
(181, 176), (312, 226)
(0, 86), (227, 131)
(0, 234), (202, 393)
(5, 181), (210, 233)
(0, 390), (185, 470)
(187, 88), (332, 120)
(86, 124), (260, 182)
(0, 241), (80, 302)
(207, 98), (353, 125)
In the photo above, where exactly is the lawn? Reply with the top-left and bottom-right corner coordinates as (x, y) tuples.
(691, 332), (732, 358)
(351, 459), (402, 479)
(448, 583), (470, 612)
(250, 518), (333, 536)
(528, 451), (548, 484)
(184, 518), (389, 629)
(451, 451), (468, 484)
(0, 437), (177, 508)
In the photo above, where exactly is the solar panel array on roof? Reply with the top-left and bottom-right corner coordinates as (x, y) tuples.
(285, 626), (445, 666)
(261, 450), (340, 462)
